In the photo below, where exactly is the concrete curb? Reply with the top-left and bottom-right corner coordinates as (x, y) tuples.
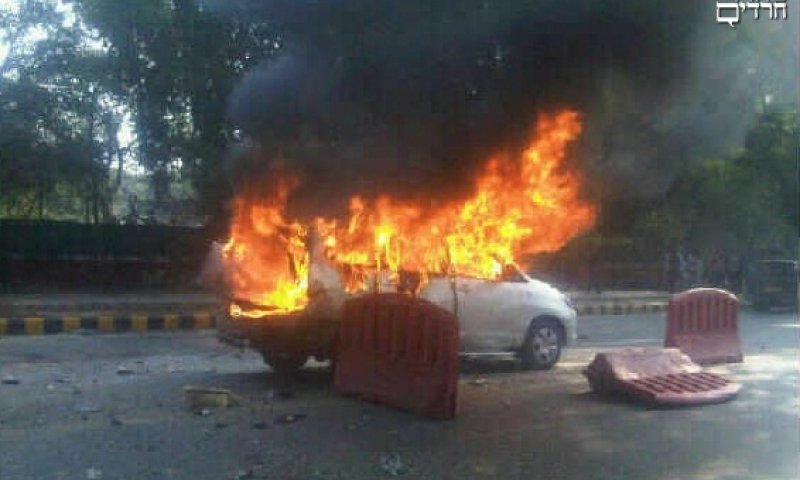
(0, 312), (217, 336)
(575, 301), (668, 316)
(0, 300), (670, 336)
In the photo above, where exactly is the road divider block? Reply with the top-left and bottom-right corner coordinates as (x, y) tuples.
(664, 288), (743, 365)
(584, 347), (741, 406)
(334, 293), (459, 419)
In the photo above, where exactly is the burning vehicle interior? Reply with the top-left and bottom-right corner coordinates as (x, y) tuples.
(215, 110), (594, 372)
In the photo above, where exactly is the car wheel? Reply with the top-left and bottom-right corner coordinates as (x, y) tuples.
(262, 351), (308, 375)
(520, 319), (563, 370)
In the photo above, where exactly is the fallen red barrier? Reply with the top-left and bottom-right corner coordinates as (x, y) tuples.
(333, 293), (459, 419)
(664, 288), (743, 365)
(584, 348), (741, 406)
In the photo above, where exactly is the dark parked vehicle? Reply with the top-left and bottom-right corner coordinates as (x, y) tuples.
(749, 260), (799, 311)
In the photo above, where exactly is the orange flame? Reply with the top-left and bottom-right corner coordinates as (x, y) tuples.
(223, 110), (595, 316)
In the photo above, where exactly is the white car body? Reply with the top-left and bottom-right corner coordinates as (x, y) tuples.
(309, 254), (577, 358)
(416, 272), (577, 355)
(217, 242), (577, 371)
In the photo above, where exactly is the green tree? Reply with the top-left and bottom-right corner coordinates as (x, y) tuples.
(1, 0), (277, 222)
(636, 109), (798, 258)
(75, 0), (276, 216)
(0, 1), (114, 221)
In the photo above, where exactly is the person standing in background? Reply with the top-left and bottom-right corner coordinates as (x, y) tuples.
(727, 254), (743, 293)
(708, 249), (726, 288)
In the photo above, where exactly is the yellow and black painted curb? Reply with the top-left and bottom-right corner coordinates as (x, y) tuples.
(575, 302), (667, 316)
(0, 312), (217, 336)
(0, 302), (667, 336)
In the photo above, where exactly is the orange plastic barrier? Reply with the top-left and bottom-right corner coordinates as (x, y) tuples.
(584, 348), (741, 406)
(333, 293), (459, 419)
(664, 288), (743, 365)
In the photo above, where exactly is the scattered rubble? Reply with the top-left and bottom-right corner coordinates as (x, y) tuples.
(74, 403), (103, 414)
(165, 364), (185, 373)
(185, 386), (241, 410)
(233, 470), (253, 480)
(108, 413), (124, 426)
(85, 467), (103, 479)
(379, 453), (407, 476)
(277, 390), (295, 400)
(233, 464), (275, 480)
(276, 413), (307, 425)
(251, 420), (270, 430)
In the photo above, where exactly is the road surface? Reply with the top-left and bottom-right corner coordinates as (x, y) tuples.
(1, 311), (797, 480)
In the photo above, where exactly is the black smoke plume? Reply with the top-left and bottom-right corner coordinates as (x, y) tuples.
(212, 0), (799, 217)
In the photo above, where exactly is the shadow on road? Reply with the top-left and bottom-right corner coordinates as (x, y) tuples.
(459, 356), (524, 374)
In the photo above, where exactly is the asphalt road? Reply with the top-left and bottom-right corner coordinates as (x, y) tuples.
(1, 310), (797, 480)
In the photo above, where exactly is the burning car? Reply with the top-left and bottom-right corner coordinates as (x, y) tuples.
(215, 110), (591, 373)
(217, 238), (577, 373)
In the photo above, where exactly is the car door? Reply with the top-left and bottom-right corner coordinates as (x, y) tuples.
(456, 277), (521, 353)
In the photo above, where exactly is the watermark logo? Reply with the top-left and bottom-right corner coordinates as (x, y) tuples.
(717, 1), (788, 27)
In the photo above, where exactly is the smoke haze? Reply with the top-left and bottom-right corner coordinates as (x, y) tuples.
(210, 0), (799, 217)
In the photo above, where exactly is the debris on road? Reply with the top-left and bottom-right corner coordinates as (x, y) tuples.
(85, 467), (103, 479)
(184, 385), (241, 410)
(74, 403), (103, 414)
(276, 413), (307, 425)
(108, 413), (124, 426)
(165, 364), (185, 373)
(2, 375), (20, 385)
(233, 464), (272, 480)
(260, 389), (276, 404)
(379, 453), (407, 476)
(277, 390), (295, 400)
(584, 348), (742, 406)
(251, 420), (270, 430)
(233, 470), (253, 480)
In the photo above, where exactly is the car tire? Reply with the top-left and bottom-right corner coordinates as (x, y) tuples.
(262, 351), (308, 375)
(520, 318), (564, 370)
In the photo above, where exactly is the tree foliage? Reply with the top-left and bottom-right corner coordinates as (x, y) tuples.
(1, 0), (276, 222)
(0, 1), (112, 220)
(0, 0), (797, 255)
(636, 109), (798, 257)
